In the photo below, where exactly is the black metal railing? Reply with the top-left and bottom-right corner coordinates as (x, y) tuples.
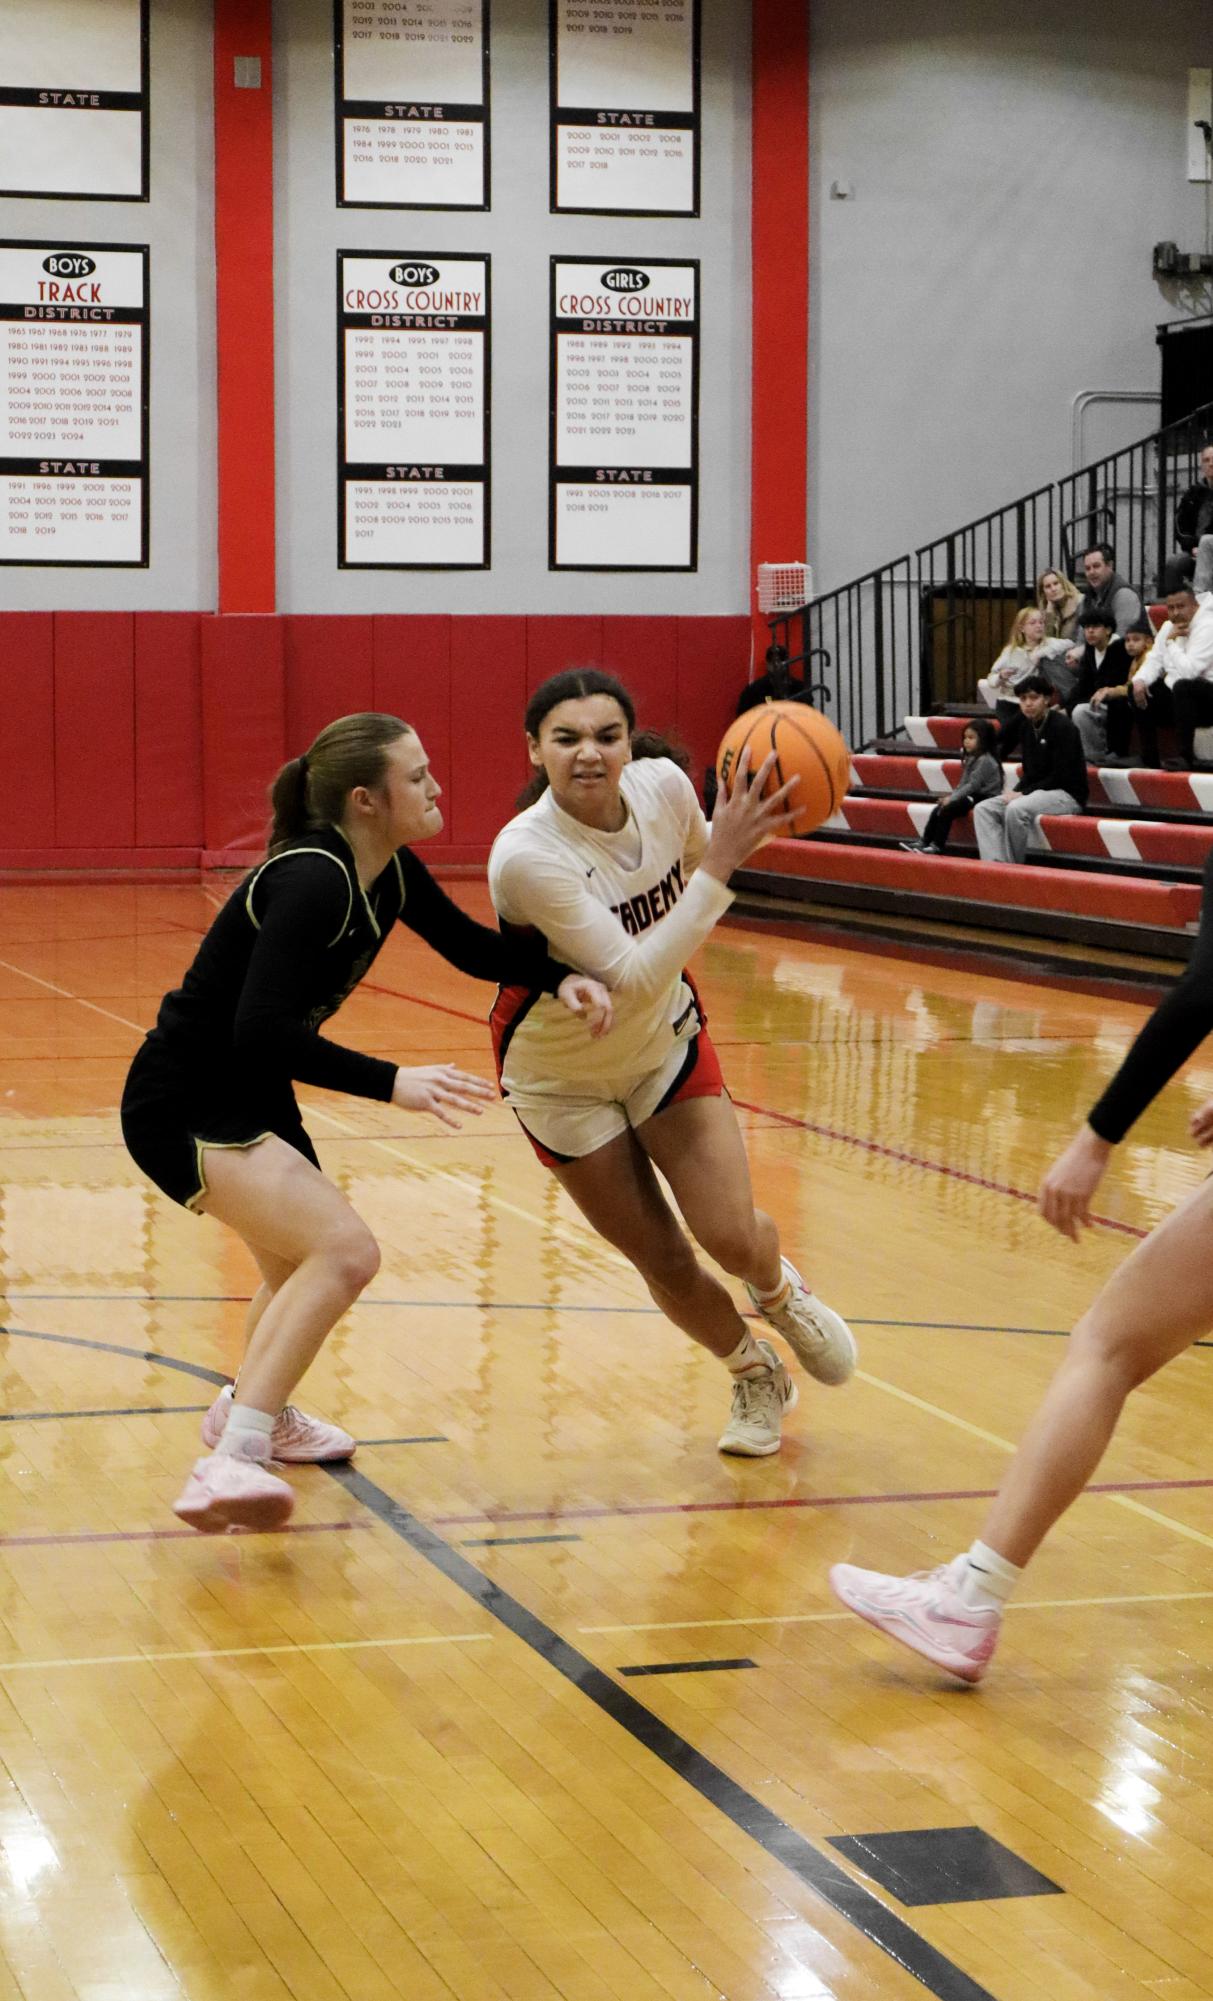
(768, 399), (1213, 751)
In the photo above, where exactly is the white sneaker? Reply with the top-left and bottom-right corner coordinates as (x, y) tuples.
(718, 1339), (798, 1456)
(746, 1258), (858, 1385)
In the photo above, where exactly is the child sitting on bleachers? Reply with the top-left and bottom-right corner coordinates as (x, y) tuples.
(900, 719), (1002, 855)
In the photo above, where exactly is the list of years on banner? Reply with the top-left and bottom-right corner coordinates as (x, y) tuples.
(551, 257), (697, 571)
(0, 0), (147, 200)
(338, 0), (488, 209)
(339, 251), (489, 568)
(552, 0), (698, 215)
(0, 241), (147, 566)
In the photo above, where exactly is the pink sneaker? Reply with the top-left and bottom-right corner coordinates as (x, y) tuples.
(172, 1450), (295, 1534)
(828, 1557), (1001, 1683)
(201, 1384), (355, 1462)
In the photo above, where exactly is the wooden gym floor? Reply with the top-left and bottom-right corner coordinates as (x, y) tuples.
(1, 878), (1212, 2001)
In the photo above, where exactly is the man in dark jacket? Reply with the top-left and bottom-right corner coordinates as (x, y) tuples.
(1069, 543), (1143, 643)
(1175, 442), (1213, 595)
(1068, 606), (1132, 762)
(973, 675), (1087, 863)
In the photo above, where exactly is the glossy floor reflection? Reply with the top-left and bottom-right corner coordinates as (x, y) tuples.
(1, 880), (1212, 2000)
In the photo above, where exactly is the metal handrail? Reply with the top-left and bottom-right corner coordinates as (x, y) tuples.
(765, 399), (1213, 751)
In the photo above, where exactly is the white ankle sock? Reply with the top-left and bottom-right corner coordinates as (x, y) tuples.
(216, 1403), (276, 1460)
(725, 1328), (768, 1376)
(752, 1268), (790, 1309)
(958, 1539), (1022, 1609)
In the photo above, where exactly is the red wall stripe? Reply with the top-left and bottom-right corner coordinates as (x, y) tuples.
(676, 615), (750, 787)
(447, 616), (529, 848)
(214, 1), (276, 614)
(750, 0), (809, 662)
(600, 617), (680, 740)
(284, 616), (375, 751)
(200, 616), (285, 854)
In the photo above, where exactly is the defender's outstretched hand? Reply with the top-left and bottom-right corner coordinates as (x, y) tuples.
(392, 1064), (496, 1128)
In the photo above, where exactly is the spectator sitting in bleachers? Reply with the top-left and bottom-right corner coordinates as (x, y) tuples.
(1130, 578), (1213, 770)
(1067, 607), (1132, 764)
(977, 606), (1073, 756)
(735, 643), (809, 716)
(1064, 544), (1143, 679)
(1087, 615), (1165, 768)
(1036, 567), (1083, 641)
(1175, 442), (1213, 597)
(973, 675), (1087, 864)
(899, 719), (1002, 855)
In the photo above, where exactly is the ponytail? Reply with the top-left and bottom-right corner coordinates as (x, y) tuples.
(267, 713), (412, 854)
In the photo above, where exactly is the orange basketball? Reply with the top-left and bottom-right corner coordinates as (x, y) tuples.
(716, 701), (851, 837)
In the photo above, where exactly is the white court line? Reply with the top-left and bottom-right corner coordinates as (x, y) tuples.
(0, 955), (145, 1036)
(579, 1587), (1213, 1635)
(0, 1630), (494, 1675)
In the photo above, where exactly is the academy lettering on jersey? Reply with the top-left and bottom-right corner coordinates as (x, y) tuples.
(611, 858), (685, 936)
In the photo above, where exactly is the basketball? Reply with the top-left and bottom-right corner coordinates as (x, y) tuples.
(716, 701), (851, 837)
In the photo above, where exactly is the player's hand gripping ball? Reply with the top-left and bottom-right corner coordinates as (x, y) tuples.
(716, 702), (851, 837)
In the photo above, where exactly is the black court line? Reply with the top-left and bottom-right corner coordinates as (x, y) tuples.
(0, 1320), (1000, 1997)
(357, 1435), (448, 1446)
(460, 1533), (581, 1547)
(620, 1657), (756, 1677)
(325, 1462), (997, 2001)
(0, 1404), (208, 1424)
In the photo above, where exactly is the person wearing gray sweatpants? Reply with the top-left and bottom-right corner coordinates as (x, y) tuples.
(974, 677), (1087, 864)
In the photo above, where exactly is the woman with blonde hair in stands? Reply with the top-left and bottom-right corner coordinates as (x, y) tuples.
(1037, 567), (1084, 642)
(977, 605), (1071, 757)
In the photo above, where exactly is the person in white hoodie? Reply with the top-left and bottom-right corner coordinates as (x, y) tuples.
(1129, 581), (1213, 769)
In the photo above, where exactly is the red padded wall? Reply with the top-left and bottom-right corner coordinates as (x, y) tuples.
(3, 611), (748, 870)
(0, 614), (55, 849)
(201, 616), (286, 856)
(447, 616), (529, 849)
(134, 613), (203, 847)
(284, 615), (374, 751)
(54, 612), (135, 847)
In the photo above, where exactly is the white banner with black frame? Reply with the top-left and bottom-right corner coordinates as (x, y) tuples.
(336, 0), (489, 210)
(550, 0), (698, 216)
(338, 251), (490, 568)
(0, 0), (148, 202)
(0, 241), (148, 567)
(550, 256), (697, 571)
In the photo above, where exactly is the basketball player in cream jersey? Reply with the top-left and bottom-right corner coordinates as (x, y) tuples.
(489, 669), (857, 1457)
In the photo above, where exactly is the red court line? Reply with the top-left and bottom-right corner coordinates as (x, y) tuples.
(733, 1097), (1146, 1240)
(0, 1521), (367, 1549)
(432, 1474), (1213, 1528)
(359, 979), (486, 1027)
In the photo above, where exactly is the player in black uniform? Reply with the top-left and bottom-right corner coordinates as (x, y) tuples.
(122, 712), (610, 1532)
(830, 845), (1213, 1681)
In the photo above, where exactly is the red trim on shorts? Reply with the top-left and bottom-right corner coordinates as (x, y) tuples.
(653, 1025), (726, 1120)
(490, 983), (540, 1079)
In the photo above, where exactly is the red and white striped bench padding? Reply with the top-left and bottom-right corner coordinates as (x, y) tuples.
(902, 715), (969, 750)
(850, 755), (1213, 816)
(825, 796), (1213, 868)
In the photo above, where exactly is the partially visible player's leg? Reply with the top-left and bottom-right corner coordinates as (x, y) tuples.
(638, 1090), (857, 1385)
(831, 1171), (1213, 1681)
(550, 1129), (796, 1456)
(200, 1239), (356, 1463)
(176, 1137), (378, 1530)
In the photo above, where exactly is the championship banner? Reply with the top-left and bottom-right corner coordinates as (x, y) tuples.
(550, 256), (697, 571)
(336, 0), (489, 210)
(551, 0), (698, 216)
(0, 0), (148, 202)
(0, 241), (148, 567)
(338, 250), (490, 568)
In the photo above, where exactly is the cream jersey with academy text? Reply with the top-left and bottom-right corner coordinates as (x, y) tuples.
(488, 759), (733, 1097)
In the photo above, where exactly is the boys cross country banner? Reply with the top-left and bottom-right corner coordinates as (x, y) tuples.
(336, 0), (490, 210)
(0, 0), (148, 202)
(337, 250), (490, 569)
(550, 0), (699, 216)
(549, 256), (698, 571)
(0, 241), (149, 567)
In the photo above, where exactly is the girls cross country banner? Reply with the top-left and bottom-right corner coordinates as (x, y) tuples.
(336, 0), (489, 209)
(338, 250), (490, 568)
(550, 0), (699, 216)
(0, 241), (148, 567)
(0, 0), (148, 202)
(549, 256), (698, 571)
